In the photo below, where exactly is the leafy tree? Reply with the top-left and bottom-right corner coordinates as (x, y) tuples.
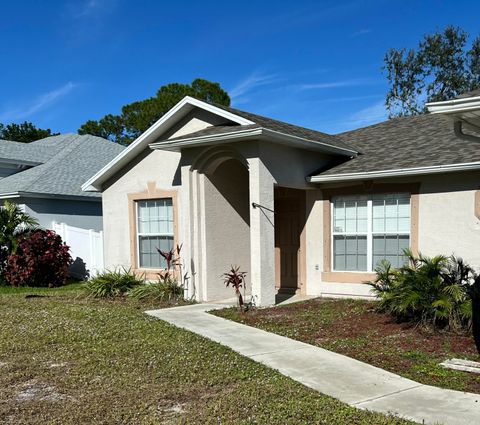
(0, 121), (59, 143)
(384, 26), (480, 117)
(78, 78), (230, 145)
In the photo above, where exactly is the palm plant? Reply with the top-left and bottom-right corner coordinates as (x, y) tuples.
(370, 249), (474, 330)
(0, 201), (38, 277)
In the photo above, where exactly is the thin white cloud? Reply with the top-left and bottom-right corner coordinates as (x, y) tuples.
(293, 78), (377, 91)
(318, 100), (388, 134)
(311, 94), (383, 104)
(351, 28), (372, 37)
(72, 0), (106, 18)
(349, 100), (387, 126)
(0, 82), (77, 122)
(229, 72), (279, 101)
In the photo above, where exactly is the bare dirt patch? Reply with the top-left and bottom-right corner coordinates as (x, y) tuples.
(15, 380), (71, 403)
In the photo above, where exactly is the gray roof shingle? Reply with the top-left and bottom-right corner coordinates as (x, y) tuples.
(0, 135), (72, 164)
(315, 114), (480, 177)
(0, 134), (124, 198)
(212, 103), (358, 152)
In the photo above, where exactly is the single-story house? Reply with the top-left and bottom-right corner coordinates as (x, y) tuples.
(83, 92), (480, 306)
(0, 134), (124, 277)
(0, 133), (124, 231)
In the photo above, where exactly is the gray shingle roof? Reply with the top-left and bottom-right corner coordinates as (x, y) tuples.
(212, 103), (358, 152)
(0, 135), (71, 164)
(0, 134), (124, 198)
(315, 114), (480, 177)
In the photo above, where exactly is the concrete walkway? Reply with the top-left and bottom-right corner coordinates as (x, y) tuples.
(146, 302), (480, 425)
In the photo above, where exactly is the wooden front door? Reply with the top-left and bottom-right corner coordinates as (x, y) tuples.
(274, 188), (306, 294)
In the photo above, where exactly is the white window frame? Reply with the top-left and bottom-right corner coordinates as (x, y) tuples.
(136, 198), (174, 269)
(331, 194), (410, 272)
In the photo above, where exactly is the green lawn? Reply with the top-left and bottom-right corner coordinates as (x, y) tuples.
(0, 285), (412, 424)
(213, 297), (480, 395)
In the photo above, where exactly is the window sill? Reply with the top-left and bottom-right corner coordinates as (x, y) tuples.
(132, 268), (166, 280)
(321, 271), (376, 283)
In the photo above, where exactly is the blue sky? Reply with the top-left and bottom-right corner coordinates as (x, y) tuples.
(1, 0), (479, 135)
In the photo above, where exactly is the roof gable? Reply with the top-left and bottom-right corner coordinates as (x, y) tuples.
(83, 96), (358, 191)
(82, 96), (256, 191)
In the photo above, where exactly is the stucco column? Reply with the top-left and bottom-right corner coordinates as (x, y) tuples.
(248, 157), (276, 307)
(180, 165), (194, 300)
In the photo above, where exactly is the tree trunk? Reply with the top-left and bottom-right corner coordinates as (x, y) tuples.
(236, 290), (244, 310)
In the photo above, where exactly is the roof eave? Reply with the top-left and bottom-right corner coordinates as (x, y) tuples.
(426, 96), (480, 114)
(149, 128), (263, 151)
(150, 127), (358, 157)
(0, 191), (101, 202)
(308, 161), (480, 183)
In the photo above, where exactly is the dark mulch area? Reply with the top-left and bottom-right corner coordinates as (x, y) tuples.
(213, 298), (480, 394)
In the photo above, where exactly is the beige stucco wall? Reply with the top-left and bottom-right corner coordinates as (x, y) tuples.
(202, 159), (251, 301)
(102, 149), (182, 270)
(305, 189), (324, 294)
(100, 111), (223, 273)
(304, 171), (480, 298)
(257, 142), (332, 189)
(417, 172), (480, 269)
(166, 108), (231, 139)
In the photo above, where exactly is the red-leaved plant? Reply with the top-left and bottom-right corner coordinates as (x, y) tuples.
(157, 243), (189, 294)
(4, 229), (72, 287)
(223, 266), (247, 310)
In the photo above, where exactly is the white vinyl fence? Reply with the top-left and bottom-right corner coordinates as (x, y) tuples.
(52, 222), (104, 278)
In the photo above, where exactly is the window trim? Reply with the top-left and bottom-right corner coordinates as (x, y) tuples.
(136, 198), (175, 270)
(127, 182), (178, 279)
(330, 194), (411, 273)
(321, 182), (419, 283)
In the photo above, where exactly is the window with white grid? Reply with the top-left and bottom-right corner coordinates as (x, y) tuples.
(332, 193), (410, 271)
(136, 199), (174, 268)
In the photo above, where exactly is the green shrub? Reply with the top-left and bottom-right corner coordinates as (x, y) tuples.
(129, 278), (183, 301)
(84, 268), (144, 298)
(370, 250), (475, 330)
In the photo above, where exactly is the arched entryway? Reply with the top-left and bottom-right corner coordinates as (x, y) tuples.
(193, 147), (251, 301)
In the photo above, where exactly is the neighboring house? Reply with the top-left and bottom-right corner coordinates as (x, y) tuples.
(0, 134), (124, 276)
(83, 94), (480, 306)
(0, 134), (124, 230)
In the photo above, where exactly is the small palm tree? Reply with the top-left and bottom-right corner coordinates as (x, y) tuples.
(369, 249), (474, 329)
(0, 201), (38, 273)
